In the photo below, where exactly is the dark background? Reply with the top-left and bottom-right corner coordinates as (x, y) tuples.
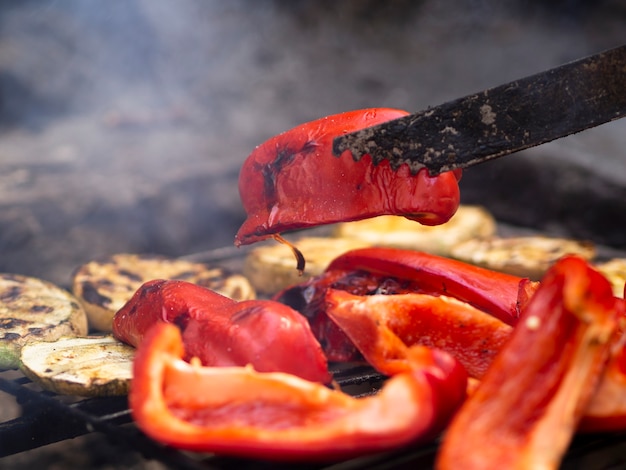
(0, 2), (625, 466)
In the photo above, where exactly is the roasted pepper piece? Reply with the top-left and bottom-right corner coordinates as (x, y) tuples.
(275, 268), (429, 362)
(436, 256), (622, 470)
(130, 322), (467, 461)
(113, 279), (330, 383)
(580, 346), (626, 432)
(325, 289), (513, 379)
(276, 247), (537, 362)
(326, 247), (538, 326)
(234, 108), (461, 246)
(112, 279), (235, 346)
(579, 298), (626, 432)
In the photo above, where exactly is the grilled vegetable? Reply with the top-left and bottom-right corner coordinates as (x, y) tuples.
(129, 322), (467, 461)
(19, 335), (134, 397)
(594, 258), (626, 298)
(325, 289), (513, 379)
(275, 247), (538, 362)
(437, 256), (622, 470)
(113, 279), (331, 383)
(243, 237), (371, 295)
(325, 247), (538, 326)
(450, 235), (596, 280)
(0, 273), (88, 370)
(332, 205), (496, 256)
(72, 253), (255, 332)
(234, 108), (461, 247)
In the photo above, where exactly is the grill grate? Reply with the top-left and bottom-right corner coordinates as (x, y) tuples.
(3, 241), (626, 468)
(0, 364), (442, 469)
(5, 348), (626, 468)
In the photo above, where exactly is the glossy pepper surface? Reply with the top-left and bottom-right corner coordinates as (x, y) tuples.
(113, 279), (330, 383)
(326, 247), (538, 326)
(436, 256), (623, 470)
(129, 322), (467, 461)
(325, 289), (513, 379)
(578, 296), (626, 432)
(235, 108), (461, 246)
(275, 247), (537, 362)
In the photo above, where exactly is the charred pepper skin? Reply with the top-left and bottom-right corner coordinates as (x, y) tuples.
(113, 279), (331, 383)
(129, 322), (467, 461)
(235, 108), (461, 246)
(326, 247), (538, 326)
(275, 247), (538, 362)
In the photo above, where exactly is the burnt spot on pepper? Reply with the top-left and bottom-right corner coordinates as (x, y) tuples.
(81, 281), (112, 308)
(259, 141), (319, 210)
(141, 280), (166, 298)
(173, 312), (191, 330)
(230, 305), (260, 324)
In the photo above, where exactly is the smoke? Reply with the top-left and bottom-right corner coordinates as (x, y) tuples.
(0, 0), (623, 286)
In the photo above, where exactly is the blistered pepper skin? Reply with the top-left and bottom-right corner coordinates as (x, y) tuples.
(113, 279), (331, 383)
(275, 248), (537, 362)
(326, 247), (538, 326)
(112, 279), (235, 347)
(235, 108), (461, 246)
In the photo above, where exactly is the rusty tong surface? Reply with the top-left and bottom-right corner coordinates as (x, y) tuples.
(333, 45), (626, 175)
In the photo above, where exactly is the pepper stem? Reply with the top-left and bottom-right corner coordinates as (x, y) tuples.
(272, 234), (306, 275)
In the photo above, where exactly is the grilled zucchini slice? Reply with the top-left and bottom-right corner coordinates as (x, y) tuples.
(450, 236), (596, 280)
(0, 273), (88, 370)
(332, 205), (496, 256)
(20, 335), (134, 396)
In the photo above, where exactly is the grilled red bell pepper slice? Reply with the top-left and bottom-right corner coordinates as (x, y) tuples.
(130, 322), (467, 461)
(436, 256), (622, 470)
(234, 108), (461, 246)
(579, 337), (626, 432)
(112, 279), (235, 346)
(325, 289), (513, 379)
(275, 247), (537, 362)
(577, 295), (626, 432)
(326, 247), (538, 326)
(113, 279), (331, 383)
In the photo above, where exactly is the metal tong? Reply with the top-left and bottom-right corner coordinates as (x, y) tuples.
(333, 45), (626, 175)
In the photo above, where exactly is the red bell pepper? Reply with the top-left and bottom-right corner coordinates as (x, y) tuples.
(326, 247), (538, 326)
(578, 296), (626, 432)
(113, 279), (331, 383)
(129, 322), (468, 461)
(112, 279), (235, 346)
(579, 340), (626, 432)
(275, 247), (537, 362)
(325, 289), (513, 379)
(234, 108), (461, 246)
(274, 268), (430, 362)
(436, 256), (622, 470)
